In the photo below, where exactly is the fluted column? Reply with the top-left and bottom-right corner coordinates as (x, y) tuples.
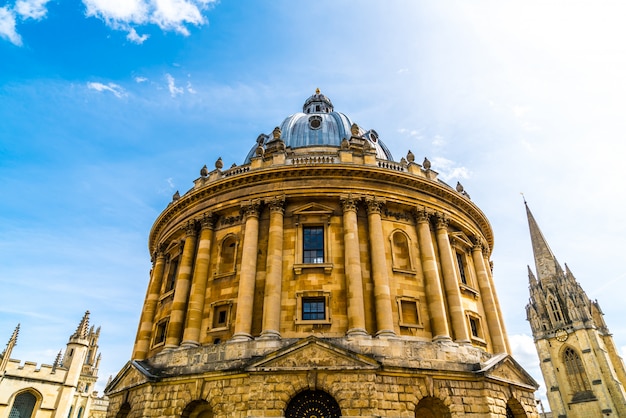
(260, 196), (285, 339)
(414, 208), (451, 341)
(473, 242), (508, 353)
(232, 200), (261, 342)
(132, 248), (166, 360)
(164, 221), (198, 349)
(435, 214), (470, 344)
(181, 213), (215, 347)
(341, 195), (368, 337)
(366, 197), (395, 338)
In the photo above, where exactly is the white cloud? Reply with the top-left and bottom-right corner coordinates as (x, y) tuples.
(0, 7), (22, 46)
(15, 0), (50, 20)
(82, 0), (216, 39)
(186, 81), (196, 94)
(87, 82), (127, 98)
(127, 27), (149, 44)
(430, 157), (470, 182)
(134, 76), (148, 83)
(166, 74), (183, 97)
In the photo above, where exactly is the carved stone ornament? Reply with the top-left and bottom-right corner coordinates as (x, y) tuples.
(350, 123), (360, 137)
(435, 213), (450, 229)
(340, 194), (359, 212)
(241, 200), (261, 218)
(272, 126), (282, 140)
(267, 195), (286, 213)
(407, 149), (415, 162)
(215, 157), (223, 170)
(365, 196), (385, 214)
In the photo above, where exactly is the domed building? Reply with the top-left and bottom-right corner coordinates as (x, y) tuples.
(105, 90), (539, 417)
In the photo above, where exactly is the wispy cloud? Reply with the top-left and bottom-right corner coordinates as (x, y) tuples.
(87, 82), (127, 98)
(166, 73), (183, 97)
(0, 0), (51, 46)
(430, 157), (471, 182)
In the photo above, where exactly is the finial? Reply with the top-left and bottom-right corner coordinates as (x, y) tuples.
(315, 87), (320, 94)
(215, 157), (223, 170)
(272, 126), (282, 140)
(521, 192), (527, 204)
(422, 157), (431, 170)
(73, 311), (90, 339)
(172, 191), (180, 201)
(350, 123), (360, 137)
(200, 165), (208, 177)
(406, 150), (415, 163)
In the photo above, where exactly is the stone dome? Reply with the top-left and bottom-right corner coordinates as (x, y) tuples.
(245, 89), (393, 163)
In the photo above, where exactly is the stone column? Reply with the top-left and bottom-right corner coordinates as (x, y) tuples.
(232, 200), (261, 342)
(181, 213), (215, 347)
(473, 242), (508, 353)
(260, 196), (285, 339)
(132, 248), (165, 360)
(164, 221), (198, 349)
(414, 208), (451, 341)
(341, 195), (368, 337)
(435, 214), (471, 344)
(366, 197), (395, 338)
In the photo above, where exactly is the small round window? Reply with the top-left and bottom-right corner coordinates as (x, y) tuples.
(309, 116), (322, 130)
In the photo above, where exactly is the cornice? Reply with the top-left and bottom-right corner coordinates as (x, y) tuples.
(148, 164), (493, 253)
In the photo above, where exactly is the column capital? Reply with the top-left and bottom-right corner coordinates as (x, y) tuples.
(241, 199), (261, 219)
(151, 245), (167, 263)
(266, 195), (285, 213)
(183, 220), (198, 237)
(365, 196), (385, 214)
(340, 194), (360, 213)
(199, 212), (216, 230)
(412, 207), (431, 224)
(435, 213), (449, 230)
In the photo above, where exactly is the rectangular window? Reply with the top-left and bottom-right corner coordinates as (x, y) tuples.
(401, 300), (419, 325)
(154, 320), (167, 346)
(213, 306), (229, 328)
(303, 226), (324, 264)
(302, 297), (326, 320)
(469, 317), (479, 337)
(456, 252), (467, 285)
(165, 259), (178, 292)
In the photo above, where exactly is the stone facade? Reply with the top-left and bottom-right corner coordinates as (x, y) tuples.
(106, 91), (539, 417)
(525, 203), (626, 417)
(0, 312), (108, 418)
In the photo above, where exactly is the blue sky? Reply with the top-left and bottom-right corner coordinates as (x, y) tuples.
(2, 0), (626, 407)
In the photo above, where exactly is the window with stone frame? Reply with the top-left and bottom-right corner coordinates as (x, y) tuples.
(164, 258), (178, 293)
(295, 291), (331, 324)
(466, 312), (486, 344)
(303, 225), (324, 264)
(153, 319), (168, 346)
(209, 301), (233, 331)
(456, 252), (468, 285)
(397, 297), (423, 328)
(547, 294), (564, 324)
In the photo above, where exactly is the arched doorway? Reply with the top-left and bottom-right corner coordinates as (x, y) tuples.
(505, 398), (526, 418)
(181, 400), (213, 418)
(415, 396), (451, 418)
(285, 390), (341, 418)
(115, 402), (131, 418)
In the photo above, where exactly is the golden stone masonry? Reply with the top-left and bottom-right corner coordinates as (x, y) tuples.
(105, 91), (539, 417)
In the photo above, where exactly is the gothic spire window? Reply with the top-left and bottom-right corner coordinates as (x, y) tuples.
(563, 347), (592, 394)
(548, 295), (563, 324)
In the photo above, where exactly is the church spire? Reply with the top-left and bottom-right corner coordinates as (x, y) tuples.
(525, 201), (560, 282)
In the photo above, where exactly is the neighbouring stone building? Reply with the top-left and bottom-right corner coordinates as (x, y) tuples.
(525, 202), (626, 417)
(0, 311), (108, 418)
(106, 90), (539, 417)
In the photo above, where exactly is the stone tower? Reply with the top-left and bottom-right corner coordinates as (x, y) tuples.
(0, 311), (105, 418)
(525, 202), (626, 417)
(106, 91), (539, 417)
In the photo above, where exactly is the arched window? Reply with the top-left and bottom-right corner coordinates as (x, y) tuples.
(218, 235), (237, 275)
(548, 295), (563, 323)
(414, 396), (452, 418)
(563, 347), (591, 394)
(77, 406), (83, 418)
(9, 392), (37, 418)
(391, 231), (411, 271)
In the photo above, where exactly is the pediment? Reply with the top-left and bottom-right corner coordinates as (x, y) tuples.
(292, 202), (335, 216)
(246, 337), (380, 372)
(105, 360), (158, 395)
(477, 353), (539, 390)
(450, 231), (473, 248)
